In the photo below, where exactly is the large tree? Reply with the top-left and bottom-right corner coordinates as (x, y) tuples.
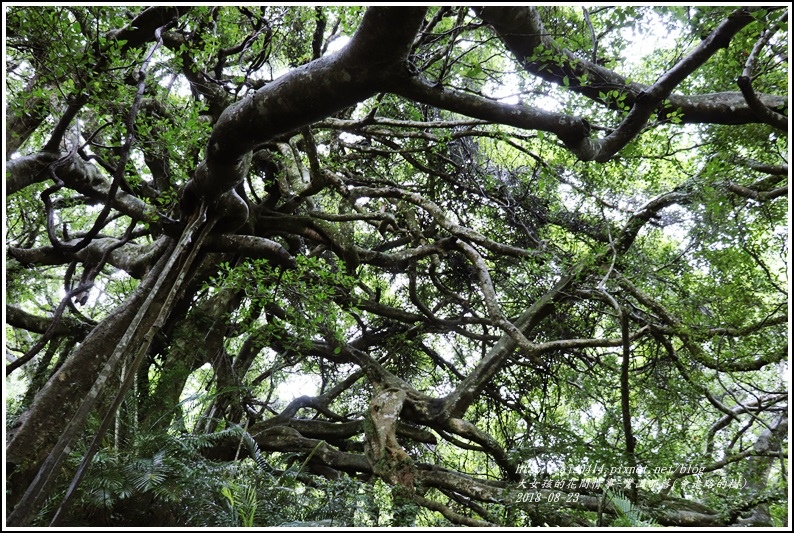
(5, 5), (789, 527)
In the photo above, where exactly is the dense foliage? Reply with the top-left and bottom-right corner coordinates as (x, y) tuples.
(5, 5), (789, 527)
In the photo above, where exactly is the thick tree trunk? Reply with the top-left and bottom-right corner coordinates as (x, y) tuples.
(5, 244), (172, 510)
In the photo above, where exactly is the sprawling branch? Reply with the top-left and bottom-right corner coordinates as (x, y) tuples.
(6, 152), (164, 227)
(474, 6), (781, 161)
(9, 236), (170, 279)
(393, 77), (595, 158)
(5, 305), (94, 339)
(475, 6), (786, 130)
(184, 7), (428, 203)
(737, 11), (789, 132)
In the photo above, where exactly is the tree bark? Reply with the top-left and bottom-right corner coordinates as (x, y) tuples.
(6, 246), (173, 509)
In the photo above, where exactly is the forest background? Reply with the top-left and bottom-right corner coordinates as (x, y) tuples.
(4, 4), (790, 527)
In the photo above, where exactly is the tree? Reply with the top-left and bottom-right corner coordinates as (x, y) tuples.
(4, 5), (788, 527)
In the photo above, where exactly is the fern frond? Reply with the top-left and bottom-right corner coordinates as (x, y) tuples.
(606, 490), (660, 527)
